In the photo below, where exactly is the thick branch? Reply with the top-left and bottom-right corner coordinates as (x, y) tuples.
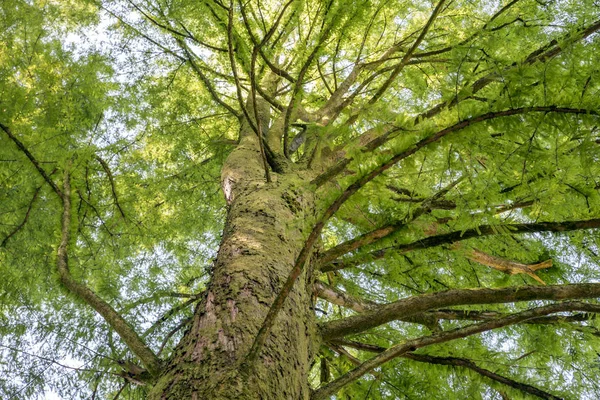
(315, 281), (439, 328)
(314, 281), (376, 313)
(313, 302), (600, 399)
(466, 248), (552, 285)
(405, 309), (596, 325)
(320, 283), (600, 340)
(323, 217), (600, 272)
(57, 170), (161, 376)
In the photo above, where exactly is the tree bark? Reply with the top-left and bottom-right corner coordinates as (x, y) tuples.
(149, 121), (318, 399)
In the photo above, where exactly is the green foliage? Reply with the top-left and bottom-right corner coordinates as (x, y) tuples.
(1, 0), (600, 398)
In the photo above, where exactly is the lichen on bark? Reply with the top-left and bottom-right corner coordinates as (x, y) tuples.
(149, 115), (319, 399)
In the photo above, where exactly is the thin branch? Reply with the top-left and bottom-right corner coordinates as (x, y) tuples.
(95, 156), (126, 219)
(76, 189), (114, 237)
(416, 18), (600, 123)
(329, 339), (562, 399)
(178, 40), (241, 118)
(324, 217), (600, 272)
(0, 343), (114, 376)
(412, 0), (521, 58)
(317, 59), (333, 95)
(1, 185), (42, 247)
(157, 317), (193, 357)
(311, 124), (404, 188)
(322, 63), (399, 123)
(412, 353), (563, 400)
(320, 283), (600, 340)
(1, 123), (62, 198)
(318, 177), (462, 266)
(328, 343), (384, 383)
(405, 353), (562, 400)
(313, 302), (600, 399)
(328, 338), (387, 353)
(127, 0), (188, 38)
(368, 0), (447, 104)
(111, 382), (128, 400)
(56, 170), (161, 376)
(100, 5), (186, 63)
(314, 281), (376, 313)
(142, 295), (199, 338)
(119, 291), (202, 314)
(128, 0), (227, 52)
(233, 0), (296, 83)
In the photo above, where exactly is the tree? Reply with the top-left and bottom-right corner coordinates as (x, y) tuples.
(1, 0), (600, 398)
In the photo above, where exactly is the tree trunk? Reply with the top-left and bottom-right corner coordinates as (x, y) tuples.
(149, 119), (318, 399)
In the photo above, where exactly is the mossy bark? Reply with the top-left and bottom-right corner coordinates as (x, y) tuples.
(149, 120), (318, 399)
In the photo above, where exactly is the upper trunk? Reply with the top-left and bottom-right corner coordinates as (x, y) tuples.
(149, 118), (319, 399)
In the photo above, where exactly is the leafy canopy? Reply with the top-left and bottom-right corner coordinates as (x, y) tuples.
(1, 0), (600, 398)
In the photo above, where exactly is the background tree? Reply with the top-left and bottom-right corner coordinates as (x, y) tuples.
(1, 0), (600, 398)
